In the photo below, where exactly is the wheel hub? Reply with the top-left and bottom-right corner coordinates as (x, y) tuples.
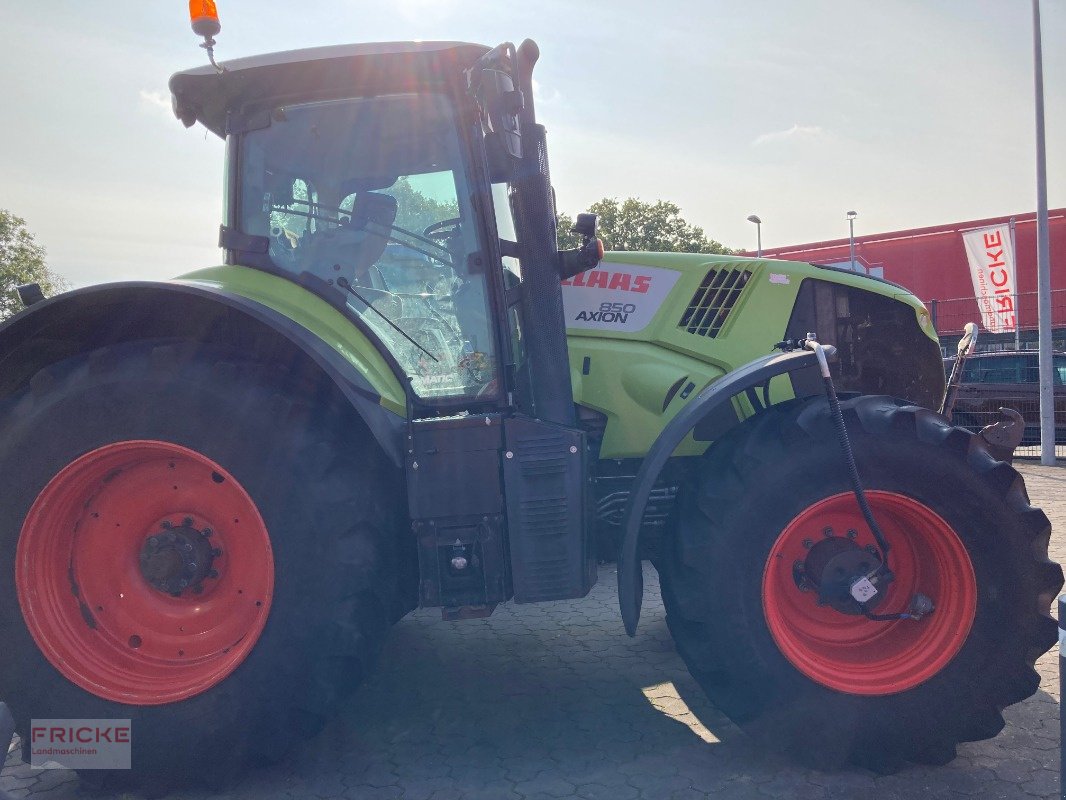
(795, 536), (892, 614)
(139, 519), (219, 596)
(763, 491), (978, 695)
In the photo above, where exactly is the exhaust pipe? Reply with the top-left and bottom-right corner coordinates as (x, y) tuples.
(507, 39), (576, 428)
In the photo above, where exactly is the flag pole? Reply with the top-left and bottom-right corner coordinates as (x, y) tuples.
(1009, 216), (1019, 350)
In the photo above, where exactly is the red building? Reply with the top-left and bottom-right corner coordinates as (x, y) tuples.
(747, 209), (1066, 346)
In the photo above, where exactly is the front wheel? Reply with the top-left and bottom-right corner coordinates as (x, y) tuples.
(658, 395), (1061, 771)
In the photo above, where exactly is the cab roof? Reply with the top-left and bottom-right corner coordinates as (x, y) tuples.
(169, 41), (489, 137)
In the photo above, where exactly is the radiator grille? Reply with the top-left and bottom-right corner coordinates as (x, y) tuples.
(678, 268), (751, 337)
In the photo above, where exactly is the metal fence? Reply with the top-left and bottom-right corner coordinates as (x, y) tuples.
(925, 289), (1065, 459)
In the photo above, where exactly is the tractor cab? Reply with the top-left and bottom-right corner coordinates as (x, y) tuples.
(170, 41), (594, 416)
(171, 41), (599, 613)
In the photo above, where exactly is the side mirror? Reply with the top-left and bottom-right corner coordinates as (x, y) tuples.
(572, 213), (598, 240)
(558, 213), (604, 279)
(469, 44), (524, 178)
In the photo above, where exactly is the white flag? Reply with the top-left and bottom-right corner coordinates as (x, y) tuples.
(961, 224), (1017, 334)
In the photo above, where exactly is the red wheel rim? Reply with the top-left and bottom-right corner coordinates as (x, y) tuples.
(16, 441), (274, 705)
(762, 491), (976, 695)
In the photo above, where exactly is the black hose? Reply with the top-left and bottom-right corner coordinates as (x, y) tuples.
(820, 374), (893, 565)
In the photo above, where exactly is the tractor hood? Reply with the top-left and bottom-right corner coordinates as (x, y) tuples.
(169, 41), (490, 137)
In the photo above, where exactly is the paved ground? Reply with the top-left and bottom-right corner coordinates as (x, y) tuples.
(4, 463), (1064, 799)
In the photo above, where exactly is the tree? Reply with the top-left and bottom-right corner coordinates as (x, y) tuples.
(383, 177), (460, 235)
(0, 211), (66, 321)
(557, 197), (734, 255)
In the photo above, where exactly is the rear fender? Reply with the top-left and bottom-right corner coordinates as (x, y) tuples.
(617, 348), (820, 635)
(0, 282), (404, 466)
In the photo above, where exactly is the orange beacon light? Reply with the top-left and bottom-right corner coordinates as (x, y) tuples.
(188, 1), (224, 72)
(189, 1), (221, 39)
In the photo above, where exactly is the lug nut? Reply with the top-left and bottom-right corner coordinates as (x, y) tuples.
(161, 521), (172, 529)
(823, 527), (834, 537)
(803, 538), (813, 549)
(183, 517), (193, 527)
(847, 529), (858, 540)
(208, 569), (219, 579)
(202, 528), (212, 537)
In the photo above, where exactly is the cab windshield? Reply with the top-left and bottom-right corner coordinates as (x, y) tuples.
(238, 93), (497, 400)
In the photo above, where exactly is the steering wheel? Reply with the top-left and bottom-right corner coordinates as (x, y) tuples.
(422, 218), (462, 242)
(271, 200), (456, 265)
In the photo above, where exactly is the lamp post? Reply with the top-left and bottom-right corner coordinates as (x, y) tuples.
(747, 214), (762, 257)
(846, 210), (858, 271)
(1031, 0), (1054, 465)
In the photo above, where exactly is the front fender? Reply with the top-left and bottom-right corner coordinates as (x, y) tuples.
(617, 348), (820, 635)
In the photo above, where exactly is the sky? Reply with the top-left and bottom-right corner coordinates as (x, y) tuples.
(2, 1), (1063, 288)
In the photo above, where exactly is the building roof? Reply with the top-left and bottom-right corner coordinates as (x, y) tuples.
(746, 208), (1066, 260)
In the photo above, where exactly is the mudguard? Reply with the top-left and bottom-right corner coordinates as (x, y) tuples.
(0, 282), (405, 466)
(617, 348), (820, 635)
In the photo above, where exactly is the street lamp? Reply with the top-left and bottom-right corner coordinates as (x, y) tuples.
(846, 210), (858, 271)
(746, 214), (762, 257)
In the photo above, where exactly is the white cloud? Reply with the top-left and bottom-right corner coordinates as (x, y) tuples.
(138, 89), (171, 117)
(532, 79), (562, 106)
(752, 123), (826, 146)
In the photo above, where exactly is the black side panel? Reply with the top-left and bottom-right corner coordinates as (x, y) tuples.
(406, 414), (511, 610)
(504, 416), (595, 603)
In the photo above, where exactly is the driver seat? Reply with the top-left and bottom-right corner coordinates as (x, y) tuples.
(347, 192), (398, 286)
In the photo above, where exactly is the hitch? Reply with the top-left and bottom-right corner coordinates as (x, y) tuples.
(978, 407), (1026, 462)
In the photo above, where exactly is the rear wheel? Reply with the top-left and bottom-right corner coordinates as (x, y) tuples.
(0, 343), (403, 795)
(658, 395), (1061, 771)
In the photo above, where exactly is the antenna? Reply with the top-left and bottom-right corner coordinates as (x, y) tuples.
(189, 1), (224, 73)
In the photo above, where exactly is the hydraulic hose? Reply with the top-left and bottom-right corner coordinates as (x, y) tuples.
(804, 340), (892, 565)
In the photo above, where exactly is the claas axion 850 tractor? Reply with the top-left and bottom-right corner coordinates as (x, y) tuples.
(0, 8), (1060, 794)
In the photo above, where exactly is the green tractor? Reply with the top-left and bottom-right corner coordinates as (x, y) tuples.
(0, 32), (1060, 795)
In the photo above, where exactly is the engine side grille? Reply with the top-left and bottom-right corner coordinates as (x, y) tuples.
(678, 268), (752, 337)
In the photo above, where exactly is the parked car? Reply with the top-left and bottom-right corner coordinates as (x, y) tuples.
(945, 350), (1066, 445)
